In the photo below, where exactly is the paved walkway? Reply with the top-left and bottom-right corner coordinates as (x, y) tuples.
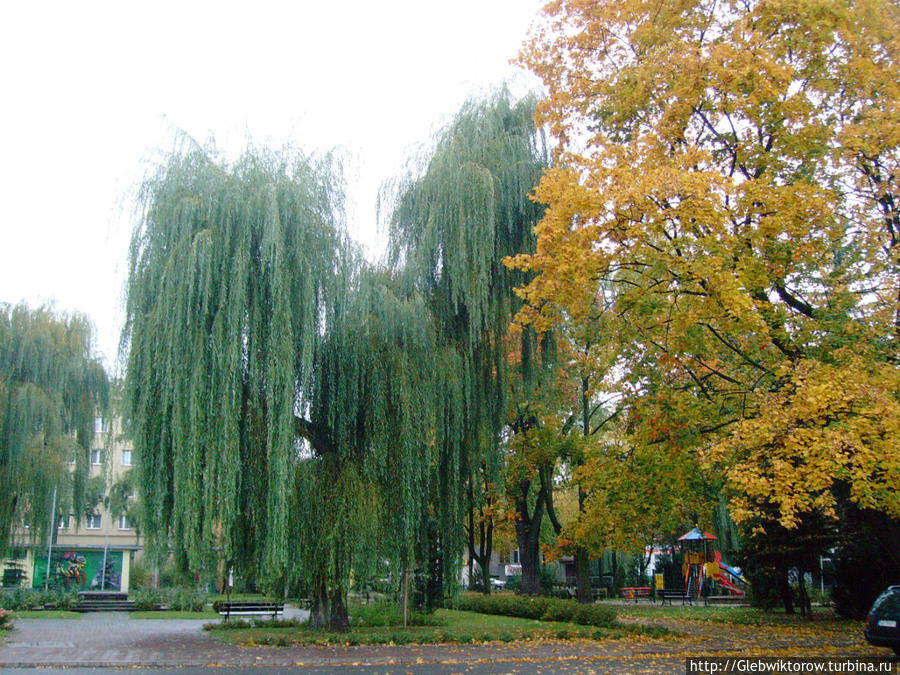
(0, 609), (892, 672)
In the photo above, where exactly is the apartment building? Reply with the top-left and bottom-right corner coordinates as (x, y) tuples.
(1, 416), (142, 592)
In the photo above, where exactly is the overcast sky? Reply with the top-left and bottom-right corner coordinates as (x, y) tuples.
(0, 0), (544, 373)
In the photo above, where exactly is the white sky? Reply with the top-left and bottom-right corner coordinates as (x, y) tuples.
(0, 0), (544, 374)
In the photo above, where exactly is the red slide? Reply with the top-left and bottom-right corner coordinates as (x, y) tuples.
(714, 573), (744, 595)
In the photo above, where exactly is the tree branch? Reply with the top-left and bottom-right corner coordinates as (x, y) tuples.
(540, 464), (563, 535)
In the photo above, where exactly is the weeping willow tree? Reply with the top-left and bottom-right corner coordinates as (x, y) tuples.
(124, 90), (550, 628)
(124, 141), (465, 630)
(123, 142), (346, 585)
(0, 303), (109, 558)
(388, 90), (551, 594)
(291, 267), (463, 627)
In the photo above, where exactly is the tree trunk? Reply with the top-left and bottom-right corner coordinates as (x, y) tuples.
(308, 581), (350, 631)
(797, 568), (812, 619)
(425, 531), (444, 610)
(516, 479), (545, 595)
(574, 378), (592, 603)
(778, 567), (795, 615)
(466, 479), (476, 591)
(478, 507), (493, 595)
(575, 546), (592, 603)
(518, 530), (542, 595)
(466, 480), (493, 595)
(612, 551), (619, 595)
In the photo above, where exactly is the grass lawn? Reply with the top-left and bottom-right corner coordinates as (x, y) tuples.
(207, 608), (671, 646)
(609, 602), (838, 626)
(130, 610), (217, 619)
(9, 610), (81, 619)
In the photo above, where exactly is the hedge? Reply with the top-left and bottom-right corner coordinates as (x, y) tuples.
(132, 587), (208, 611)
(0, 588), (78, 610)
(454, 594), (617, 627)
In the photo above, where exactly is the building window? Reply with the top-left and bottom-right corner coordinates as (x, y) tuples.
(512, 549), (520, 564)
(86, 513), (102, 529)
(121, 449), (132, 466)
(57, 515), (71, 530)
(90, 450), (104, 465)
(94, 417), (107, 433)
(118, 515), (132, 530)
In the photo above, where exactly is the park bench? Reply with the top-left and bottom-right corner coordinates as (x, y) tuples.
(215, 600), (284, 621)
(658, 589), (692, 606)
(620, 586), (652, 603)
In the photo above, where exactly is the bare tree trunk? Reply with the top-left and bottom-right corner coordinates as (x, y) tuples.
(575, 378), (592, 603)
(308, 580), (350, 631)
(518, 532), (542, 595)
(466, 468), (495, 594)
(797, 568), (812, 619)
(478, 512), (493, 595)
(515, 479), (545, 595)
(779, 567), (795, 615)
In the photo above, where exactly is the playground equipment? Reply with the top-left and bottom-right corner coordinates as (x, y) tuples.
(678, 527), (747, 598)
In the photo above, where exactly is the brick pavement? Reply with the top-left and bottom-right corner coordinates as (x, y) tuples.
(0, 609), (888, 669)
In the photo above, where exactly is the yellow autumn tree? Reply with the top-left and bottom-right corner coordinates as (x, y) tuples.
(513, 0), (900, 538)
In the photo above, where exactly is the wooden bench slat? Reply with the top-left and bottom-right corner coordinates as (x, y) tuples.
(216, 600), (284, 620)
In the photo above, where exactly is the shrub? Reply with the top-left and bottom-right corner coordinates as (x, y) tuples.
(539, 564), (558, 594)
(134, 587), (208, 612)
(455, 593), (549, 619)
(131, 588), (166, 610)
(391, 630), (414, 644)
(204, 619), (252, 630)
(251, 617), (304, 628)
(170, 587), (207, 611)
(129, 560), (151, 589)
(0, 608), (13, 631)
(455, 593), (617, 628)
(350, 601), (444, 628)
(0, 588), (77, 611)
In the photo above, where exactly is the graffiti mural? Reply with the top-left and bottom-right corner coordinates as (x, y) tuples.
(32, 550), (122, 591)
(90, 560), (121, 590)
(58, 552), (87, 586)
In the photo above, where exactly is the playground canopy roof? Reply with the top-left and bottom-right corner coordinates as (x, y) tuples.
(678, 527), (718, 541)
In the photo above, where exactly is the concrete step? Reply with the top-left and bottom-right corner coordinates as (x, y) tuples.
(73, 600), (136, 612)
(78, 591), (129, 601)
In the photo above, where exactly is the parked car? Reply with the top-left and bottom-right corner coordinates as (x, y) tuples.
(865, 585), (900, 655)
(489, 577), (506, 590)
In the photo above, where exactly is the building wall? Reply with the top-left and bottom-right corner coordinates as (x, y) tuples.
(0, 415), (142, 592)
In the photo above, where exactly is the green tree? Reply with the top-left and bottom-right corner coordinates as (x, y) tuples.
(124, 142), (467, 630)
(125, 90), (552, 627)
(388, 91), (551, 596)
(0, 302), (108, 557)
(124, 142), (356, 624)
